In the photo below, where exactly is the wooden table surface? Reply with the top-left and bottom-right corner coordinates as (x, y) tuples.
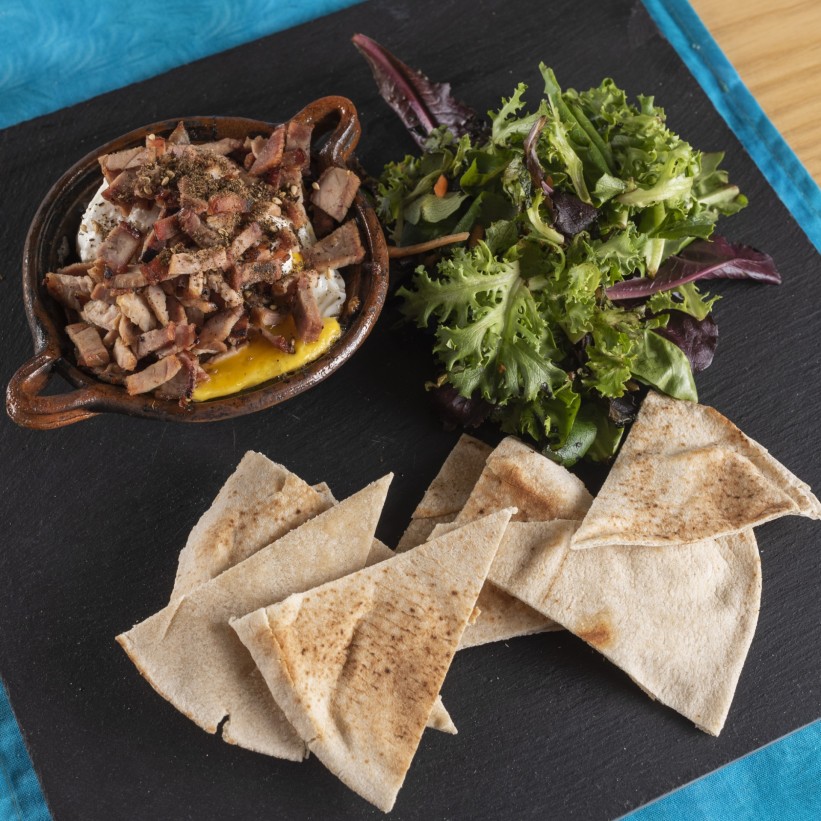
(690, 0), (821, 186)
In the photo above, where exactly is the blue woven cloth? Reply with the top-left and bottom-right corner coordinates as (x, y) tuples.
(1, 1), (820, 819)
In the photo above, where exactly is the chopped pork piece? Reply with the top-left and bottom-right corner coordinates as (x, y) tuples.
(165, 293), (188, 324)
(259, 327), (295, 353)
(145, 284), (169, 325)
(178, 176), (208, 214)
(156, 322), (198, 358)
(249, 127), (285, 177)
(136, 323), (176, 359)
(80, 299), (121, 331)
(285, 119), (312, 151)
(199, 307), (243, 347)
(168, 247), (229, 277)
(101, 168), (140, 206)
(310, 166), (361, 222)
(108, 266), (149, 289)
(303, 219), (365, 270)
(250, 305), (283, 328)
(167, 121), (190, 145)
(98, 147), (144, 181)
(124, 355), (183, 395)
(119, 316), (141, 347)
(116, 292), (156, 332)
(182, 271), (206, 299)
(113, 337), (138, 372)
(206, 273), (243, 308)
(229, 222), (262, 260)
(287, 274), (324, 343)
(45, 273), (93, 311)
(99, 222), (142, 274)
(194, 138), (243, 156)
(207, 191), (251, 214)
(178, 207), (222, 248)
(65, 323), (110, 367)
(153, 214), (181, 242)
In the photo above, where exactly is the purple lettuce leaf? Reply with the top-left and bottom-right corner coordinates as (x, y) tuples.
(429, 384), (492, 429)
(352, 34), (478, 148)
(654, 310), (718, 373)
(523, 115), (553, 198)
(553, 191), (598, 237)
(606, 236), (782, 301)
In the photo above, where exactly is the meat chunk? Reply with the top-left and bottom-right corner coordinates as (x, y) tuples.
(178, 207), (222, 248)
(195, 138), (243, 156)
(310, 167), (360, 222)
(99, 222), (142, 274)
(168, 247), (229, 277)
(124, 356), (183, 395)
(303, 220), (365, 270)
(206, 272), (243, 308)
(65, 323), (110, 367)
(285, 120), (313, 157)
(135, 323), (176, 359)
(287, 274), (324, 343)
(208, 192), (251, 215)
(229, 222), (262, 260)
(113, 337), (138, 371)
(248, 127), (285, 177)
(116, 292), (156, 332)
(108, 265), (149, 290)
(167, 121), (190, 145)
(80, 299), (121, 331)
(250, 305), (283, 328)
(145, 284), (169, 325)
(45, 273), (93, 311)
(199, 307), (243, 347)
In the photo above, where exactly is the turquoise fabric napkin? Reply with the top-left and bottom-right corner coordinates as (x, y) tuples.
(1, 1), (819, 819)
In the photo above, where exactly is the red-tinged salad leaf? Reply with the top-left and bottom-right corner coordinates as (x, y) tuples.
(552, 190), (598, 238)
(352, 34), (478, 148)
(523, 115), (553, 197)
(606, 236), (781, 300)
(429, 383), (492, 429)
(654, 310), (718, 373)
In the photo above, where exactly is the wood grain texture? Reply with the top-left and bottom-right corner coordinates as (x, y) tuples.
(0, 1), (819, 819)
(691, 0), (821, 183)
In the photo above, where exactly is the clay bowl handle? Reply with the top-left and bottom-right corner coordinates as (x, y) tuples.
(6, 349), (100, 429)
(289, 95), (361, 169)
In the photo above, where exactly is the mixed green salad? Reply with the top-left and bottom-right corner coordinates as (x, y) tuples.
(354, 35), (780, 464)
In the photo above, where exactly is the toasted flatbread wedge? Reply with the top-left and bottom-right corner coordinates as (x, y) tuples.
(171, 452), (331, 601)
(232, 509), (514, 812)
(452, 436), (593, 526)
(365, 539), (456, 735)
(396, 434), (492, 551)
(489, 520), (761, 735)
(572, 391), (821, 549)
(117, 476), (392, 761)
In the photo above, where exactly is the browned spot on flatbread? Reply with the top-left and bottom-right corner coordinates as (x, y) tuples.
(577, 612), (615, 649)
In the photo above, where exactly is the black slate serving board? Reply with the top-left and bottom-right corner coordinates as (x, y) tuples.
(1, 1), (819, 818)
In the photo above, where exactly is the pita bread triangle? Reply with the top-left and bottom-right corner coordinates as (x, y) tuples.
(365, 539), (456, 735)
(116, 475), (392, 761)
(396, 434), (492, 551)
(572, 391), (821, 549)
(488, 520), (762, 735)
(171, 452), (331, 601)
(231, 508), (514, 813)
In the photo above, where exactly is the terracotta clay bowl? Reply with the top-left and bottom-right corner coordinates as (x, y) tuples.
(6, 96), (389, 429)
